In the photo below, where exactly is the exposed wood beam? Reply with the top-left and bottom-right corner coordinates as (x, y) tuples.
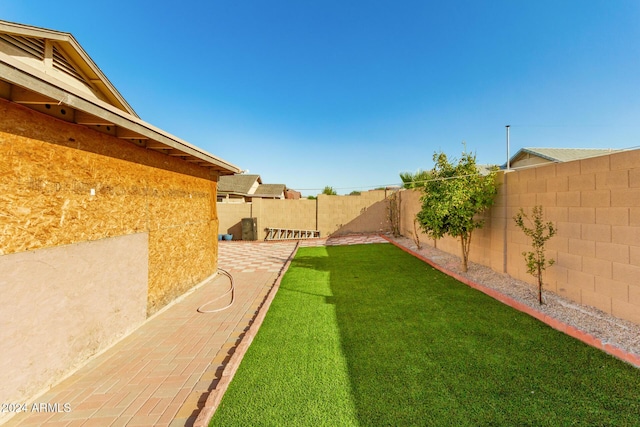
(145, 141), (171, 150)
(167, 149), (187, 156)
(11, 85), (56, 104)
(116, 127), (148, 140)
(75, 110), (114, 125)
(44, 40), (53, 69)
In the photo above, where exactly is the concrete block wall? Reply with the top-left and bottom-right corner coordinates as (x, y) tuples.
(217, 190), (390, 240)
(317, 190), (388, 237)
(255, 198), (318, 238)
(398, 149), (640, 325)
(217, 202), (253, 238)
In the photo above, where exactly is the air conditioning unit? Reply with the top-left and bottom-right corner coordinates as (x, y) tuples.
(241, 217), (258, 241)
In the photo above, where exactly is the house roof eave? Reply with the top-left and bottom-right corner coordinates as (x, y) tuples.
(0, 61), (241, 175)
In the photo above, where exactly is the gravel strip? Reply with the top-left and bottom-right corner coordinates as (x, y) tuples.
(389, 235), (640, 359)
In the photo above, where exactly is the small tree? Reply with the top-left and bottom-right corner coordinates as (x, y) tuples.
(399, 171), (431, 248)
(513, 206), (556, 305)
(387, 191), (401, 237)
(322, 186), (337, 195)
(416, 150), (498, 272)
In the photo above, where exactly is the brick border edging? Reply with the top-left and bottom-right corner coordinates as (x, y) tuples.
(193, 242), (301, 427)
(380, 235), (640, 369)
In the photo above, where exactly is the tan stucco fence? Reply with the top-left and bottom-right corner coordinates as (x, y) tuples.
(221, 150), (640, 328)
(1, 100), (221, 409)
(218, 189), (393, 240)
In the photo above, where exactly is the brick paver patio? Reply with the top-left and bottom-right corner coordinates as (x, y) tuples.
(4, 235), (384, 427)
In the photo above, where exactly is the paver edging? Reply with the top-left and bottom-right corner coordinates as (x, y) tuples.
(381, 235), (640, 369)
(192, 242), (301, 427)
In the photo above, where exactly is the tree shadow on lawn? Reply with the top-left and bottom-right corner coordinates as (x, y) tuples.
(318, 244), (640, 426)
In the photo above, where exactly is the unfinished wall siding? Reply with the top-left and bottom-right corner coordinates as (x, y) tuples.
(398, 150), (640, 325)
(0, 100), (219, 316)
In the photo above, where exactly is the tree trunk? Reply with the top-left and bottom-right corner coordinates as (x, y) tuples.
(537, 265), (543, 304)
(460, 233), (470, 272)
(413, 219), (422, 249)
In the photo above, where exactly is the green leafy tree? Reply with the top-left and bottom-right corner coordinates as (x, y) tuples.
(322, 186), (337, 195)
(400, 169), (432, 189)
(513, 206), (557, 305)
(416, 150), (498, 272)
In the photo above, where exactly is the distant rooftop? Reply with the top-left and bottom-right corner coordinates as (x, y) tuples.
(218, 174), (261, 195)
(505, 147), (624, 169)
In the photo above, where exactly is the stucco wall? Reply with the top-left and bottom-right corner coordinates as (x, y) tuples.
(399, 151), (640, 325)
(0, 233), (148, 405)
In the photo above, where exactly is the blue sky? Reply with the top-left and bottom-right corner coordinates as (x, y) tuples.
(4, 1), (640, 195)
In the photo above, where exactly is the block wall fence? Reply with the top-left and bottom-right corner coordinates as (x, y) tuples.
(0, 100), (220, 407)
(398, 149), (640, 326)
(218, 189), (392, 240)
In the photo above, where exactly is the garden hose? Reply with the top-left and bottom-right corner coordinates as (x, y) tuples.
(197, 268), (235, 313)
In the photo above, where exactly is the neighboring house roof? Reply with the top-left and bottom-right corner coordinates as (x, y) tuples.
(285, 189), (301, 199)
(506, 147), (623, 169)
(477, 164), (498, 176)
(0, 19), (240, 175)
(218, 174), (261, 195)
(254, 184), (286, 198)
(217, 174), (287, 200)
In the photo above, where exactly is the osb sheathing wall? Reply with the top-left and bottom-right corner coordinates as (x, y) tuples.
(399, 152), (640, 325)
(0, 99), (219, 316)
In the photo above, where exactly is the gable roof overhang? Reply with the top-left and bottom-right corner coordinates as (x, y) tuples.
(0, 20), (136, 116)
(254, 184), (286, 198)
(0, 20), (241, 176)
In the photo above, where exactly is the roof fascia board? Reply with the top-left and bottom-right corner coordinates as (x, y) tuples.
(0, 21), (69, 41)
(0, 61), (241, 174)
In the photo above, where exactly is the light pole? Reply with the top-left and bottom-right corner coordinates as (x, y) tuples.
(506, 125), (511, 170)
(503, 125), (511, 273)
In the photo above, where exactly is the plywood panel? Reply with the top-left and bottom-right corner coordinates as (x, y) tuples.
(1, 131), (149, 253)
(148, 220), (215, 315)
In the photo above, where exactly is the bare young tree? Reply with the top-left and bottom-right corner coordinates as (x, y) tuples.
(514, 205), (557, 304)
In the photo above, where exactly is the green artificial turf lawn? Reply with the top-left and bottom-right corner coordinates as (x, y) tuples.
(210, 243), (640, 426)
